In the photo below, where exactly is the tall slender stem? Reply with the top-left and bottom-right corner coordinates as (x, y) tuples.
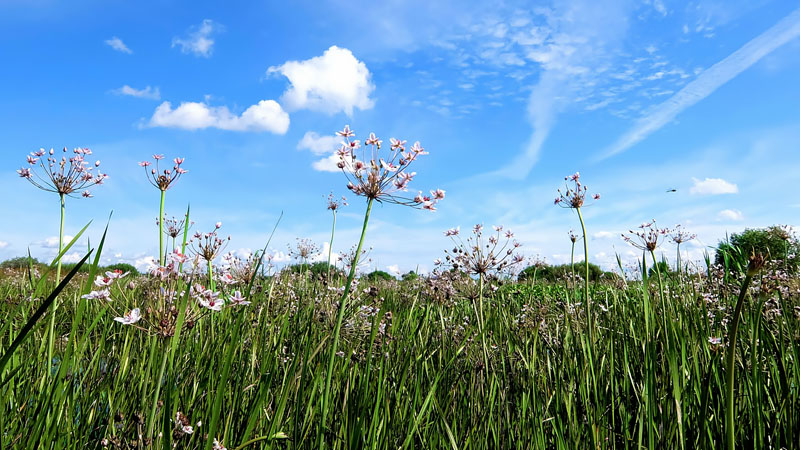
(47, 193), (66, 375)
(327, 211), (336, 280)
(320, 198), (373, 448)
(158, 189), (166, 266)
(576, 207), (591, 336)
(725, 273), (754, 450)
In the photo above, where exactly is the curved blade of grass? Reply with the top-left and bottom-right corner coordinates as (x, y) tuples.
(82, 211), (113, 296)
(0, 250), (92, 384)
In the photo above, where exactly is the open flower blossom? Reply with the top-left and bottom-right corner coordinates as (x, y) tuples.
(192, 284), (224, 311)
(82, 289), (111, 301)
(174, 412), (195, 436)
(289, 238), (320, 263)
(139, 154), (187, 191)
(335, 125), (444, 210)
(554, 172), (599, 209)
(622, 219), (671, 251)
(228, 290), (250, 306)
(114, 308), (142, 325)
(436, 224), (524, 277)
(212, 438), (227, 450)
(19, 147), (107, 197)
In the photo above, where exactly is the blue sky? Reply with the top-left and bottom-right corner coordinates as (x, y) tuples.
(1, 0), (799, 275)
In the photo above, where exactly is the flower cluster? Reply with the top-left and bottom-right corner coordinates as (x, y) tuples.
(554, 172), (599, 209)
(190, 223), (230, 263)
(18, 147), (108, 197)
(158, 214), (193, 240)
(326, 192), (347, 211)
(335, 125), (444, 210)
(670, 224), (697, 245)
(82, 269), (130, 302)
(622, 220), (671, 252)
(139, 154), (187, 191)
(436, 224), (524, 278)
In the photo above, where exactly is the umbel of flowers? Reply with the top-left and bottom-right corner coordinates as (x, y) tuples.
(320, 125), (445, 438)
(139, 154), (187, 266)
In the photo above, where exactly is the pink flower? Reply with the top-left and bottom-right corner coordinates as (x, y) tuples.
(444, 227), (460, 236)
(431, 189), (445, 200)
(17, 168), (31, 178)
(94, 275), (113, 287)
(228, 290), (250, 306)
(336, 125), (355, 138)
(82, 191), (93, 198)
(174, 157), (184, 165)
(114, 308), (141, 325)
(153, 154), (164, 160)
(82, 289), (111, 301)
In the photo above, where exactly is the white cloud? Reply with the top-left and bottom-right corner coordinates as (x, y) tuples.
(148, 100), (289, 134)
(602, 7), (800, 158)
(717, 209), (744, 221)
(386, 264), (401, 276)
(113, 85), (161, 100)
(592, 231), (615, 239)
(172, 19), (219, 58)
(690, 177), (738, 195)
(0, 241), (8, 249)
(105, 36), (132, 54)
(61, 252), (83, 264)
(311, 153), (343, 173)
(268, 250), (291, 263)
(297, 131), (341, 155)
(268, 46), (375, 115)
(37, 236), (74, 249)
(134, 256), (157, 273)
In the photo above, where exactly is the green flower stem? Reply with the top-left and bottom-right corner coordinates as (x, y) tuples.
(576, 207), (591, 336)
(47, 193), (66, 375)
(320, 197), (373, 449)
(158, 189), (166, 266)
(327, 211), (336, 280)
(725, 272), (754, 450)
(147, 344), (170, 439)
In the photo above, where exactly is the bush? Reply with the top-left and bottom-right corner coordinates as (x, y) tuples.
(285, 262), (343, 278)
(0, 256), (42, 270)
(715, 225), (799, 274)
(105, 263), (139, 276)
(363, 270), (395, 281)
(519, 261), (613, 283)
(401, 271), (418, 281)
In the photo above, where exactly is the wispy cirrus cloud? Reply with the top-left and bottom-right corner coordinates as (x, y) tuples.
(601, 6), (800, 159)
(172, 19), (220, 58)
(105, 36), (132, 54)
(112, 85), (161, 100)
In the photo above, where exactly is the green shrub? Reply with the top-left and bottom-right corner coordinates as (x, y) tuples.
(715, 225), (799, 274)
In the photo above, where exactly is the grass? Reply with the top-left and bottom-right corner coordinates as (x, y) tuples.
(0, 259), (797, 449)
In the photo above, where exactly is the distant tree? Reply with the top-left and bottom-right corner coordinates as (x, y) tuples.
(401, 271), (418, 281)
(105, 263), (139, 276)
(0, 256), (42, 270)
(364, 270), (394, 281)
(715, 225), (799, 274)
(286, 262), (342, 277)
(519, 261), (612, 283)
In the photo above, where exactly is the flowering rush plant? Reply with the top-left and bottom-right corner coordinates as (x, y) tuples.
(436, 224), (524, 278)
(18, 147), (108, 198)
(335, 125), (444, 210)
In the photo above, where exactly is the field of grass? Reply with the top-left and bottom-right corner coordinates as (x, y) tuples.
(1, 257), (798, 449)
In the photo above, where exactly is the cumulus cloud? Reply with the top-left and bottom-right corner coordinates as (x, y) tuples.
(134, 256), (157, 273)
(717, 209), (744, 221)
(148, 100), (289, 134)
(172, 19), (220, 58)
(297, 131), (341, 155)
(311, 153), (343, 173)
(105, 36), (132, 54)
(113, 85), (161, 100)
(37, 236), (74, 249)
(689, 177), (738, 195)
(0, 241), (8, 249)
(592, 231), (615, 239)
(268, 46), (375, 115)
(386, 264), (401, 276)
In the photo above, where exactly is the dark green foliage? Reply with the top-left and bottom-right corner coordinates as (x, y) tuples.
(401, 270), (418, 281)
(518, 261), (614, 282)
(104, 263), (139, 276)
(286, 261), (343, 277)
(715, 225), (799, 274)
(648, 261), (671, 278)
(0, 256), (42, 270)
(363, 269), (394, 281)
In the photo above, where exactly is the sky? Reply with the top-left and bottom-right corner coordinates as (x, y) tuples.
(1, 0), (799, 276)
